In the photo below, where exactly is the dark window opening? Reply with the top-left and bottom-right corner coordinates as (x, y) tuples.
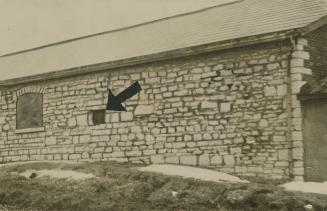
(91, 109), (106, 125)
(17, 93), (43, 129)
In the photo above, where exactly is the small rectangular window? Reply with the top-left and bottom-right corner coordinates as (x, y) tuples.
(91, 109), (106, 125)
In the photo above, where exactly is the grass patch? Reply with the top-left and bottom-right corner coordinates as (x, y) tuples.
(0, 161), (326, 211)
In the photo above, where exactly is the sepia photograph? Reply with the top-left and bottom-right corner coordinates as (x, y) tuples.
(0, 0), (327, 210)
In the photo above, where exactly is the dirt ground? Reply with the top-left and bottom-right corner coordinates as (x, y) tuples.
(0, 161), (326, 211)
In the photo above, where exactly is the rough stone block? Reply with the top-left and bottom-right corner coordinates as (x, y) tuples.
(273, 136), (286, 142)
(291, 73), (303, 81)
(69, 154), (81, 160)
(292, 108), (302, 118)
(292, 148), (304, 160)
(45, 137), (57, 146)
(108, 157), (129, 163)
(274, 161), (289, 167)
(223, 155), (235, 166)
(110, 113), (119, 123)
(145, 134), (155, 143)
(110, 151), (125, 158)
(77, 114), (88, 126)
(79, 135), (91, 143)
(278, 149), (289, 160)
(180, 155), (197, 166)
(235, 166), (248, 173)
(135, 105), (154, 115)
(297, 38), (308, 46)
(277, 85), (287, 96)
(220, 70), (233, 76)
(151, 155), (164, 164)
(174, 90), (188, 97)
(293, 175), (304, 181)
(248, 166), (264, 173)
(126, 151), (142, 157)
(292, 51), (310, 60)
(290, 67), (312, 75)
(211, 155), (223, 165)
(264, 86), (277, 96)
(290, 58), (304, 68)
(87, 100), (103, 107)
(213, 64), (224, 71)
(230, 147), (242, 155)
(11, 156), (20, 162)
(67, 117), (77, 128)
(220, 103), (231, 113)
(201, 71), (216, 78)
(165, 156), (180, 164)
(172, 142), (186, 149)
(30, 155), (45, 161)
(258, 119), (269, 127)
(91, 153), (103, 159)
(293, 167), (304, 176)
(201, 101), (218, 109)
(2, 124), (10, 131)
(293, 161), (304, 168)
(198, 155), (210, 166)
(121, 112), (133, 121)
(82, 152), (90, 159)
(267, 63), (280, 70)
(292, 131), (303, 141)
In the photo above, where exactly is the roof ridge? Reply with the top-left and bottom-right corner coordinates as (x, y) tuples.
(0, 0), (243, 58)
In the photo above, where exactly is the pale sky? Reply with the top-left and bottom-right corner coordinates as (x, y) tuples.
(0, 0), (229, 56)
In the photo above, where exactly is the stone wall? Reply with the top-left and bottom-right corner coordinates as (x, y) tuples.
(0, 41), (293, 179)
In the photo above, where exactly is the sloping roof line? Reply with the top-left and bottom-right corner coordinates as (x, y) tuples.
(299, 15), (327, 35)
(0, 0), (243, 58)
(0, 30), (297, 87)
(1, 0), (327, 85)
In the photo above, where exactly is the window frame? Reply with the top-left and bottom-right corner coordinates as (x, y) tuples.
(15, 92), (44, 134)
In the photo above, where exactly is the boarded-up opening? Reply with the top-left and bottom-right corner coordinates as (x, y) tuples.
(303, 98), (327, 182)
(91, 109), (106, 125)
(16, 93), (43, 129)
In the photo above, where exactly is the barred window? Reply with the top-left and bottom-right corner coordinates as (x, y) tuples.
(16, 93), (43, 129)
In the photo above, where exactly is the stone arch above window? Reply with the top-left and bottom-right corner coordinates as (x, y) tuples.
(16, 92), (43, 130)
(16, 86), (47, 97)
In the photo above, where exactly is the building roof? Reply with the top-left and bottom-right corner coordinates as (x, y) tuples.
(1, 0), (327, 85)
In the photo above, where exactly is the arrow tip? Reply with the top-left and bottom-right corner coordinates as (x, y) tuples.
(106, 103), (127, 111)
(106, 89), (127, 111)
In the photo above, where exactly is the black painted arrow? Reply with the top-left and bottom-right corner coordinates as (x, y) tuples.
(106, 81), (142, 111)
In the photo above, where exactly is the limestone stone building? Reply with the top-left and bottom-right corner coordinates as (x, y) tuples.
(1, 0), (327, 181)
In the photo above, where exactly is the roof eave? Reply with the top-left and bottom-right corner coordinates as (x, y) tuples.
(298, 93), (327, 101)
(0, 29), (298, 88)
(298, 15), (327, 35)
